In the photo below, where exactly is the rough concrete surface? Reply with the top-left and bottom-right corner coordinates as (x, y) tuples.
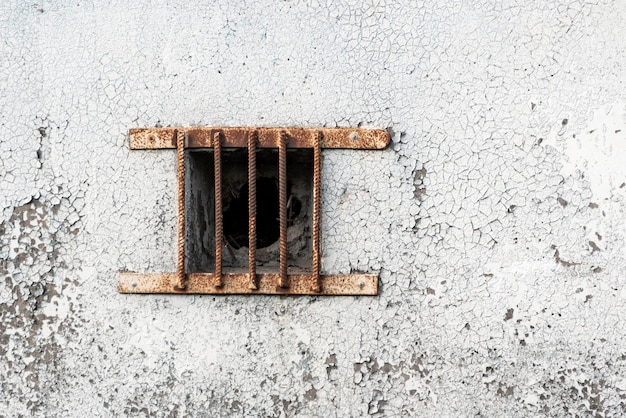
(1, 1), (626, 416)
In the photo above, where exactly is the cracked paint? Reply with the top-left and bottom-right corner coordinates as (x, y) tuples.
(1, 0), (626, 416)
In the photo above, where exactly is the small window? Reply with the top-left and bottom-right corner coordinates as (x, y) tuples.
(119, 127), (389, 295)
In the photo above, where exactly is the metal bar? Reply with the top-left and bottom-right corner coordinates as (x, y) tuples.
(119, 272), (378, 295)
(312, 131), (322, 292)
(248, 131), (258, 290)
(129, 127), (390, 150)
(278, 131), (288, 288)
(175, 130), (186, 290)
(213, 131), (223, 287)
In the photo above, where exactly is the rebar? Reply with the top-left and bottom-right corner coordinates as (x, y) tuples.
(175, 130), (187, 290)
(278, 132), (288, 288)
(248, 130), (258, 289)
(313, 131), (322, 292)
(214, 131), (224, 287)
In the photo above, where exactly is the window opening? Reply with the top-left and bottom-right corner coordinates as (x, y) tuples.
(187, 148), (310, 273)
(119, 127), (389, 295)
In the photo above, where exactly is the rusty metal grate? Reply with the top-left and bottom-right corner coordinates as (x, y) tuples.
(119, 127), (389, 295)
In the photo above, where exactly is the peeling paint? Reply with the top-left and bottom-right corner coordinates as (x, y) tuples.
(1, 0), (626, 416)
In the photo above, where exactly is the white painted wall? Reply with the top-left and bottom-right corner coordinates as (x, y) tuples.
(2, 1), (626, 416)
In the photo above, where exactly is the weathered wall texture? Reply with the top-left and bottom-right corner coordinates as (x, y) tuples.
(2, 1), (626, 416)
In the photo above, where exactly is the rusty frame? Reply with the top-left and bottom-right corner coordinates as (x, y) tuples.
(120, 126), (389, 296)
(129, 127), (389, 150)
(119, 273), (377, 295)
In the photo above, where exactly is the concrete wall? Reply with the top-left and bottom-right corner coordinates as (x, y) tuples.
(2, 1), (626, 416)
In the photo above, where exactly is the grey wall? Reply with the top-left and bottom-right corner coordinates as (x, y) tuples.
(2, 1), (626, 416)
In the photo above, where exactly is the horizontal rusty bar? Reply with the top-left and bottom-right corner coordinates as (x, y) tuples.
(118, 272), (378, 295)
(129, 127), (389, 150)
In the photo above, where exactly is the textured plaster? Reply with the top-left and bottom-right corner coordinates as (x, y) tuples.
(1, 1), (626, 416)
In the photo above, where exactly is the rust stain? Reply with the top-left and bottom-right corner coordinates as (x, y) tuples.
(129, 127), (390, 150)
(129, 128), (176, 149)
(118, 272), (378, 295)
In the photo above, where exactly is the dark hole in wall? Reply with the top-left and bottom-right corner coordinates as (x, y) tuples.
(186, 148), (312, 273)
(223, 178), (301, 249)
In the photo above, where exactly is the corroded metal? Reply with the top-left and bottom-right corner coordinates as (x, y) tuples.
(213, 131), (223, 287)
(174, 130), (186, 290)
(124, 125), (387, 297)
(129, 127), (390, 150)
(278, 132), (288, 288)
(248, 131), (257, 290)
(312, 131), (322, 292)
(119, 272), (378, 295)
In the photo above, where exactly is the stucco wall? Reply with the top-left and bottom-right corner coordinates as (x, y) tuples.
(2, 1), (626, 416)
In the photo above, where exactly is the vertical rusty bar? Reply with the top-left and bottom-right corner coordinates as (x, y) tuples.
(312, 131), (322, 292)
(278, 131), (288, 288)
(214, 131), (224, 287)
(175, 130), (187, 290)
(248, 130), (258, 289)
